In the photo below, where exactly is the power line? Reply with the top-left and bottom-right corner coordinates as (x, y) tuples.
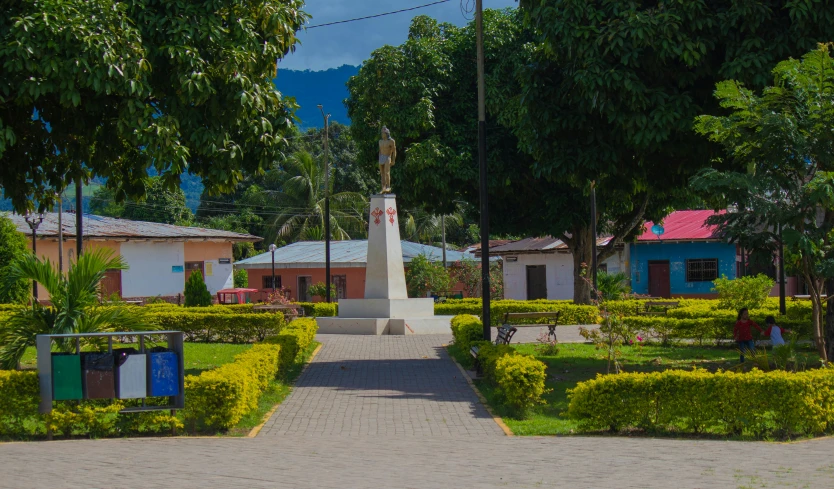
(306, 0), (451, 29)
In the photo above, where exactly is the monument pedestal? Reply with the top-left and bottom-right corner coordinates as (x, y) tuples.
(316, 194), (452, 335)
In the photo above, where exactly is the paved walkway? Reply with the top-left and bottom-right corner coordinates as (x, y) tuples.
(2, 333), (834, 489)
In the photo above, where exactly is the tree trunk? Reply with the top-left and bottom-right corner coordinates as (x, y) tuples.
(826, 279), (834, 363)
(567, 225), (595, 304)
(807, 272), (828, 362)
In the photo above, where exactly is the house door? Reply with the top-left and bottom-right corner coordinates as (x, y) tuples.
(526, 265), (547, 300)
(184, 261), (205, 282)
(332, 275), (347, 299)
(648, 261), (671, 298)
(100, 269), (122, 299)
(297, 276), (312, 302)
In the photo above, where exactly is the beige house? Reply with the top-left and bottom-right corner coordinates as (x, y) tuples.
(7, 212), (260, 301)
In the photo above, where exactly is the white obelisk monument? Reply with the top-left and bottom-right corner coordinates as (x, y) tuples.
(316, 194), (453, 334)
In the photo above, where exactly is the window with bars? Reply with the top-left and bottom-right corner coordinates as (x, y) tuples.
(262, 275), (281, 289)
(686, 259), (718, 282)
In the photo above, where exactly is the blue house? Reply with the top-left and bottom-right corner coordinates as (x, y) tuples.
(630, 210), (736, 298)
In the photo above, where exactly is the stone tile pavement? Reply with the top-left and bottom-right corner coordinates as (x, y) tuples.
(2, 332), (834, 488)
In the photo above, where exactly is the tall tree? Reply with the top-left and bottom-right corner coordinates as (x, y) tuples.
(0, 214), (29, 304)
(514, 0), (834, 302)
(692, 45), (834, 362)
(89, 176), (193, 225)
(0, 0), (307, 211)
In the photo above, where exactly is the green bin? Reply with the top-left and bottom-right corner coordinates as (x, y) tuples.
(52, 353), (83, 400)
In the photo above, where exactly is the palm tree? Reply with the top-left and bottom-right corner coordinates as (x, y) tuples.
(401, 206), (464, 247)
(0, 249), (149, 369)
(270, 151), (367, 242)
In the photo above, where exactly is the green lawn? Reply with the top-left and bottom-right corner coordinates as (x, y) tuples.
(449, 341), (821, 436)
(19, 343), (253, 376)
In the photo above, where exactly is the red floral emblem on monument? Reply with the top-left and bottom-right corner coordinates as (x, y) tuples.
(386, 207), (397, 226)
(371, 207), (384, 226)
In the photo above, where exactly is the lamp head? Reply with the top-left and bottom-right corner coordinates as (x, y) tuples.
(269, 244), (277, 252)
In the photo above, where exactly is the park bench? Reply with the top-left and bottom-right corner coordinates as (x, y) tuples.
(502, 311), (561, 341)
(470, 324), (517, 376)
(636, 301), (679, 316)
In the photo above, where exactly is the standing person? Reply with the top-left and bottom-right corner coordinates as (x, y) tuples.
(764, 315), (792, 348)
(734, 308), (763, 363)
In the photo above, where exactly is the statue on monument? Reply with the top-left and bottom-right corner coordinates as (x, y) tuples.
(378, 126), (396, 194)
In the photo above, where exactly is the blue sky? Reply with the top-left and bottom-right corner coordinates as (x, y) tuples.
(280, 0), (519, 71)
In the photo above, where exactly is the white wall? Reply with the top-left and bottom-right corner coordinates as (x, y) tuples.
(203, 260), (233, 294)
(502, 250), (626, 300)
(121, 242), (185, 297)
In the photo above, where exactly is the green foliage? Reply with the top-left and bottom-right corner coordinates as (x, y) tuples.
(89, 177), (193, 225)
(0, 370), (38, 436)
(145, 309), (285, 343)
(184, 344), (282, 430)
(0, 0), (308, 211)
(184, 271), (212, 307)
(405, 254), (454, 297)
(0, 215), (29, 304)
(596, 272), (630, 301)
(308, 282), (336, 300)
(436, 299), (598, 326)
(450, 315), (483, 352)
(261, 317), (318, 371)
(713, 274), (775, 311)
(567, 367), (834, 437)
(0, 249), (148, 369)
(692, 44), (834, 360)
(295, 302), (337, 317)
(495, 354), (548, 412)
(233, 269), (248, 288)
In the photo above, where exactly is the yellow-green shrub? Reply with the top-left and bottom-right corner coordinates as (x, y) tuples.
(495, 354), (547, 411)
(450, 314), (483, 351)
(184, 344), (281, 430)
(146, 309), (285, 342)
(261, 318), (319, 370)
(436, 300), (598, 325)
(567, 367), (834, 437)
(0, 370), (39, 436)
(295, 302), (338, 317)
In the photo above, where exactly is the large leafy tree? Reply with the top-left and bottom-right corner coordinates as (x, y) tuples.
(89, 176), (193, 225)
(692, 45), (834, 362)
(0, 249), (148, 369)
(0, 214), (29, 304)
(513, 0), (834, 302)
(0, 0), (307, 211)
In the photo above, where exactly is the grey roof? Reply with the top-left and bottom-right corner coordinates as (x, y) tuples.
(235, 240), (474, 269)
(487, 236), (614, 255)
(5, 212), (261, 242)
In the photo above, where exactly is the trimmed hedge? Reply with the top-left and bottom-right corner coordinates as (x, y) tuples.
(567, 367), (834, 437)
(184, 344), (281, 430)
(146, 310), (285, 343)
(296, 302), (338, 317)
(0, 370), (181, 438)
(437, 300), (598, 326)
(262, 318), (319, 370)
(451, 315), (547, 412)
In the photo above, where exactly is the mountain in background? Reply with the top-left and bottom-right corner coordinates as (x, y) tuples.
(1, 66), (357, 213)
(275, 64), (359, 129)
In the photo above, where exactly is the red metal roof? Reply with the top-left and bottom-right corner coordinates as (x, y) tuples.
(639, 210), (723, 241)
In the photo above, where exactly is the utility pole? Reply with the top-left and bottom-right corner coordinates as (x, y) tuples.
(318, 105), (332, 303)
(75, 178), (83, 257)
(476, 0), (490, 340)
(56, 192), (63, 274)
(591, 181), (598, 294)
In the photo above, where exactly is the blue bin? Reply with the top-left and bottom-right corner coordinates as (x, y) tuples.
(147, 350), (179, 397)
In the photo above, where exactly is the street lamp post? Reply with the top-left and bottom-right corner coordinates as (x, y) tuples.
(24, 211), (45, 302)
(269, 243), (277, 295)
(318, 105), (332, 303)
(476, 0), (491, 341)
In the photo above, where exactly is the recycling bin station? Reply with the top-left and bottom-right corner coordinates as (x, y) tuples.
(36, 331), (184, 415)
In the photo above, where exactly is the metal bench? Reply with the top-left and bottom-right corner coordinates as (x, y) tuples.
(470, 325), (517, 375)
(636, 301), (679, 316)
(503, 311), (561, 341)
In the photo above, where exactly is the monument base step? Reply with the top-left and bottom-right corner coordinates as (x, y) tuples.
(316, 316), (453, 335)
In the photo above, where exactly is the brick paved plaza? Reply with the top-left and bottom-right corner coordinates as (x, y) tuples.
(1, 331), (833, 488)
